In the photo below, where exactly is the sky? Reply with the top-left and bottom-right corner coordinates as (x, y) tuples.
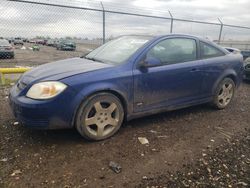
(0, 0), (250, 41)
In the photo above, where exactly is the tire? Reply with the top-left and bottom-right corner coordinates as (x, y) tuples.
(212, 78), (235, 109)
(76, 93), (124, 141)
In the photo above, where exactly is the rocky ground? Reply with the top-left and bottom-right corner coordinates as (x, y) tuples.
(138, 129), (250, 188)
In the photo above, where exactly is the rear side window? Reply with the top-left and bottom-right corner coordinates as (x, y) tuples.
(200, 42), (225, 59)
(147, 38), (197, 65)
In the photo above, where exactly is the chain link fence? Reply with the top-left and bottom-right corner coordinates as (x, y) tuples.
(0, 0), (250, 69)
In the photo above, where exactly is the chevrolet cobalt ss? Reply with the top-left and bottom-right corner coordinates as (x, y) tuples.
(9, 35), (243, 140)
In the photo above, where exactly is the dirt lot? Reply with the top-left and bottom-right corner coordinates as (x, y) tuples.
(139, 129), (250, 188)
(0, 81), (249, 187)
(0, 42), (98, 68)
(0, 46), (250, 187)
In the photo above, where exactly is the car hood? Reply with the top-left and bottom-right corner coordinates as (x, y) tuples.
(20, 57), (113, 85)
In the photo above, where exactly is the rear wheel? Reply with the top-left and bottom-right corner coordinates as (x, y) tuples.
(76, 93), (124, 140)
(212, 78), (235, 109)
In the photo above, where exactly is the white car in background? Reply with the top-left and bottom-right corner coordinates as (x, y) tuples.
(0, 39), (14, 59)
(13, 38), (24, 45)
(224, 47), (241, 54)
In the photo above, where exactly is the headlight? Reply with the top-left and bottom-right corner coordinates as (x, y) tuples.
(26, 81), (67, 99)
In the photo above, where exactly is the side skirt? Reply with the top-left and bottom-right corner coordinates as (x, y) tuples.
(127, 96), (213, 121)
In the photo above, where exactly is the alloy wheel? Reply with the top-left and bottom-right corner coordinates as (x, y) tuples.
(84, 101), (119, 137)
(76, 93), (124, 140)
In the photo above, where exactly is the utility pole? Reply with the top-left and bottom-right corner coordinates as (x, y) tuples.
(101, 2), (105, 44)
(218, 18), (223, 44)
(168, 10), (173, 33)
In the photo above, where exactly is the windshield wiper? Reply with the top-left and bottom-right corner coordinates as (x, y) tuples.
(83, 56), (105, 63)
(83, 56), (96, 61)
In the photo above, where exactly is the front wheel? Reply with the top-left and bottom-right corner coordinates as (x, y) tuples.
(212, 78), (235, 109)
(76, 93), (124, 140)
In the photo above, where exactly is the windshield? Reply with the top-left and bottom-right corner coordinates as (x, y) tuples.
(85, 36), (151, 65)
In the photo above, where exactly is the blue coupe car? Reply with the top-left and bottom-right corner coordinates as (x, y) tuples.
(9, 34), (243, 140)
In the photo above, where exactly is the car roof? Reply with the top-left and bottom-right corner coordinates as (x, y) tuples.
(121, 34), (229, 54)
(0, 39), (10, 45)
(156, 34), (214, 41)
(120, 34), (212, 42)
(122, 34), (218, 45)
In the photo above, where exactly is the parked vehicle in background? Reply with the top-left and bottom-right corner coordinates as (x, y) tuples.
(9, 34), (243, 141)
(13, 38), (24, 45)
(56, 40), (76, 51)
(224, 47), (241, 54)
(243, 57), (250, 80)
(29, 39), (37, 44)
(32, 45), (40, 51)
(8, 38), (13, 44)
(52, 40), (60, 47)
(241, 50), (250, 61)
(23, 38), (28, 43)
(46, 39), (55, 46)
(224, 48), (250, 62)
(0, 39), (14, 59)
(36, 39), (47, 45)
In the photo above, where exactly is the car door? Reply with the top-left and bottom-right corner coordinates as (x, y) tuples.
(133, 37), (205, 113)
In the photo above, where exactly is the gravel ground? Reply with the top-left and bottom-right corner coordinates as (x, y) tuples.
(138, 129), (250, 188)
(0, 80), (250, 187)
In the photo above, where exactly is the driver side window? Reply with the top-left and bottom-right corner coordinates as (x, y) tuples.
(147, 38), (197, 65)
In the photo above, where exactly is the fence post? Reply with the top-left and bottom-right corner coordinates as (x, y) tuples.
(218, 18), (223, 44)
(101, 2), (105, 44)
(0, 73), (5, 85)
(168, 10), (173, 33)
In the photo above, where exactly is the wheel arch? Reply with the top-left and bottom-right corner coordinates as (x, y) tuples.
(226, 74), (237, 86)
(71, 89), (128, 128)
(212, 71), (237, 95)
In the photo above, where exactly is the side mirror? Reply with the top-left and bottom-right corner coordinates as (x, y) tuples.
(140, 57), (162, 68)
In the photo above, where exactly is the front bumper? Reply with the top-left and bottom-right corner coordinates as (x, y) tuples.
(9, 84), (76, 129)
